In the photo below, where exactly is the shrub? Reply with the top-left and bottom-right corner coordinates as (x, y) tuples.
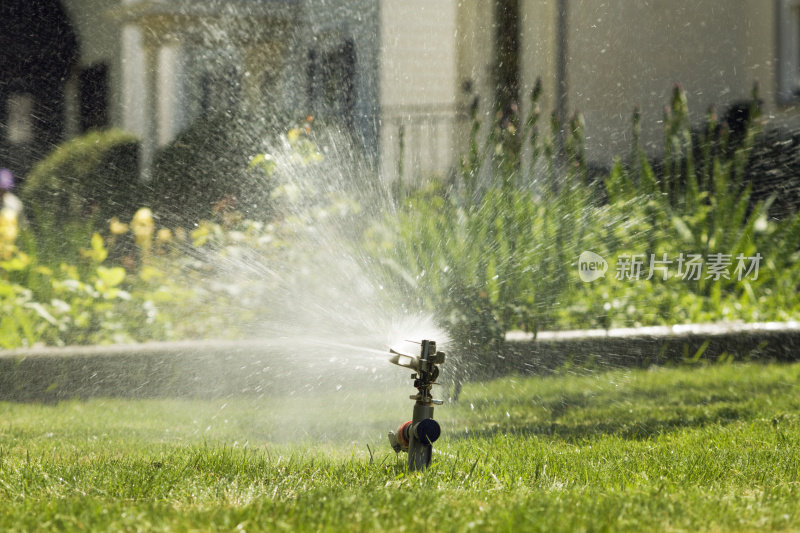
(22, 129), (141, 230)
(148, 114), (274, 228)
(0, 207), (275, 349)
(743, 128), (800, 219)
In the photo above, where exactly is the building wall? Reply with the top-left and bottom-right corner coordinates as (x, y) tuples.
(379, 0), (459, 184)
(513, 0), (800, 167)
(61, 0), (123, 129)
(566, 0), (752, 161)
(519, 0), (558, 122)
(518, 0), (800, 166)
(45, 1), (800, 181)
(456, 0), (499, 156)
(744, 0), (800, 129)
(743, 1), (777, 112)
(377, 0), (785, 180)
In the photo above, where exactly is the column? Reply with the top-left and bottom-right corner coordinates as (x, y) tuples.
(157, 43), (185, 147)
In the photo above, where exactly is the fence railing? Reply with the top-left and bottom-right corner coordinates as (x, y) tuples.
(380, 103), (470, 184)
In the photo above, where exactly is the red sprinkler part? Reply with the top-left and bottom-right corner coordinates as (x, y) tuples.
(396, 421), (412, 451)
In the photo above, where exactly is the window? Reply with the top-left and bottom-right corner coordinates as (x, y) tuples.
(6, 93), (35, 144)
(191, 47), (241, 118)
(79, 63), (109, 132)
(307, 48), (319, 116)
(200, 65), (240, 116)
(307, 39), (356, 130)
(778, 0), (800, 103)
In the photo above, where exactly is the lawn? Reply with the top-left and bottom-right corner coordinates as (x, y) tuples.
(2, 361), (800, 532)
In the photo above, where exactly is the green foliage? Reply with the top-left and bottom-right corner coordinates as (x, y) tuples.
(4, 89), (800, 354)
(0, 206), (305, 348)
(0, 125), (328, 350)
(367, 81), (800, 365)
(22, 129), (141, 232)
(19, 129), (141, 270)
(579, 84), (800, 327)
(149, 114), (274, 227)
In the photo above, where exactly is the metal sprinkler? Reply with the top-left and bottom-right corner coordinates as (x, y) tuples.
(387, 339), (446, 471)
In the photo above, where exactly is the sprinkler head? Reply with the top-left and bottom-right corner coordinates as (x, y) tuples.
(389, 341), (446, 373)
(387, 339), (446, 470)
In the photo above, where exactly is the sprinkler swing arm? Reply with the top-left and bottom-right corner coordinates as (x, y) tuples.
(387, 339), (446, 471)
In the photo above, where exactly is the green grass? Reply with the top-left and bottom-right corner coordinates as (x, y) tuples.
(2, 362), (800, 531)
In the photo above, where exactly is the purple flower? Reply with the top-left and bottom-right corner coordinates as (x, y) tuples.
(0, 169), (13, 191)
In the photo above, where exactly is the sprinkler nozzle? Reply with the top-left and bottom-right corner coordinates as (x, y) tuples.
(388, 420), (412, 452)
(414, 418), (441, 444)
(388, 418), (441, 454)
(387, 339), (446, 471)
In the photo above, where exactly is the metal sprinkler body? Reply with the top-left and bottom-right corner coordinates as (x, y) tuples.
(388, 339), (446, 471)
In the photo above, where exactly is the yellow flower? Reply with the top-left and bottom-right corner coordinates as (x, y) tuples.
(0, 208), (18, 244)
(190, 221), (212, 248)
(109, 217), (129, 235)
(131, 207), (155, 249)
(174, 227), (187, 242)
(156, 227), (172, 244)
(287, 127), (302, 143)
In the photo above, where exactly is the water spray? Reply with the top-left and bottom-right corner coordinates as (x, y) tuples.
(387, 339), (446, 471)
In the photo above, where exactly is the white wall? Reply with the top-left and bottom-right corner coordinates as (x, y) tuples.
(565, 0), (752, 162)
(379, 0), (460, 184)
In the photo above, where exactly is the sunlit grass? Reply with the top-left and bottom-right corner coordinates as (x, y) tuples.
(2, 362), (800, 531)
